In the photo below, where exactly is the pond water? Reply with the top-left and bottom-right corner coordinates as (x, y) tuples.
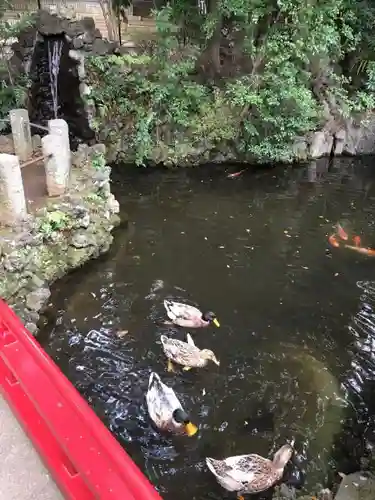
(38, 158), (375, 499)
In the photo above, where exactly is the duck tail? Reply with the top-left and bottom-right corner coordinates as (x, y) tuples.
(206, 457), (222, 475)
(163, 299), (173, 311)
(148, 372), (163, 391)
(160, 334), (168, 345)
(186, 333), (195, 347)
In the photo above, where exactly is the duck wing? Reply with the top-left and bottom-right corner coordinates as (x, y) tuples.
(164, 300), (202, 321)
(207, 454), (271, 486)
(146, 372), (181, 422)
(161, 336), (199, 364)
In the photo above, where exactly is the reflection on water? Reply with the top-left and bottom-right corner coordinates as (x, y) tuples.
(39, 157), (375, 498)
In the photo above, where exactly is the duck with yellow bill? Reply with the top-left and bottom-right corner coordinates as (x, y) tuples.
(163, 299), (220, 328)
(146, 372), (198, 437)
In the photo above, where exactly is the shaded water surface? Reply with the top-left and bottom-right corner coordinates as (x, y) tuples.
(39, 158), (375, 498)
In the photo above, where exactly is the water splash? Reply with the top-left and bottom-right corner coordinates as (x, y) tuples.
(47, 38), (63, 119)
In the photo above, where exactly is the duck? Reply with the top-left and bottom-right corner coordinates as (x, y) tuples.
(205, 440), (294, 499)
(164, 299), (220, 328)
(145, 372), (198, 436)
(160, 333), (220, 372)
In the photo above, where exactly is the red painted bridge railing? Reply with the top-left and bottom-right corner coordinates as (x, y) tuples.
(0, 299), (162, 500)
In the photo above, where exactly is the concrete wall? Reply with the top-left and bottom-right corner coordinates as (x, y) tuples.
(5, 1), (156, 40)
(5, 1), (110, 38)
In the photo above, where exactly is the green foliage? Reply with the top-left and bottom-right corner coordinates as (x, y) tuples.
(91, 151), (106, 170)
(86, 0), (375, 165)
(0, 3), (34, 130)
(38, 211), (69, 239)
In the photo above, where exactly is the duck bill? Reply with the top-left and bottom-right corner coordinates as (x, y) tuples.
(213, 357), (220, 366)
(184, 421), (198, 437)
(213, 318), (220, 327)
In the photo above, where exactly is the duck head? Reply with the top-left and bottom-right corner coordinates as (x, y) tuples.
(203, 311), (220, 327)
(272, 440), (294, 471)
(200, 349), (220, 366)
(172, 408), (198, 437)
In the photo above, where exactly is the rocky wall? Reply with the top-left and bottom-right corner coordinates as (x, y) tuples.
(0, 143), (121, 334)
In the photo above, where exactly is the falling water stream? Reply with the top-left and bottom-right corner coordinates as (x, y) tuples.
(47, 38), (63, 119)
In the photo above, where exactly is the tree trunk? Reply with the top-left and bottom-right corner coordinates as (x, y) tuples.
(99, 0), (118, 41)
(197, 0), (222, 78)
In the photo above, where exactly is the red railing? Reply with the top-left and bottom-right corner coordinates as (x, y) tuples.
(0, 299), (162, 500)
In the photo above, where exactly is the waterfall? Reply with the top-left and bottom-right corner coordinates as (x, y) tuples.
(47, 38), (63, 119)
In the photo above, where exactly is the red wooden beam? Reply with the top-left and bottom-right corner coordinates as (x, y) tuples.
(0, 299), (162, 500)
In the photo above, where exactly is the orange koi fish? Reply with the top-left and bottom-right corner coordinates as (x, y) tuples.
(227, 169), (245, 179)
(344, 244), (375, 257)
(328, 234), (340, 248)
(353, 235), (362, 247)
(336, 223), (349, 241)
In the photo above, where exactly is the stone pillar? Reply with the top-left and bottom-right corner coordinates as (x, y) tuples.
(42, 133), (70, 196)
(9, 109), (33, 162)
(0, 154), (27, 225)
(48, 118), (70, 152)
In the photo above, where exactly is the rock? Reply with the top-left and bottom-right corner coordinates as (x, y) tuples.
(318, 488), (332, 500)
(0, 138), (120, 329)
(38, 11), (65, 36)
(79, 82), (91, 97)
(92, 167), (111, 187)
(82, 30), (96, 45)
(66, 246), (91, 267)
(342, 115), (375, 155)
(80, 17), (96, 32)
(64, 20), (86, 38)
(292, 137), (309, 161)
(78, 214), (90, 228)
(72, 37), (84, 50)
(25, 322), (38, 334)
(3, 250), (31, 272)
(272, 484), (296, 499)
(26, 288), (51, 311)
(335, 471), (375, 500)
(70, 231), (92, 248)
(24, 309), (41, 324)
(91, 38), (111, 56)
(28, 273), (45, 289)
(91, 143), (106, 156)
(107, 194), (120, 214)
(309, 130), (334, 158)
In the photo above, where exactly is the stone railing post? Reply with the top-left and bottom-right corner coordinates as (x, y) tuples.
(0, 153), (28, 225)
(9, 109), (33, 162)
(42, 132), (71, 196)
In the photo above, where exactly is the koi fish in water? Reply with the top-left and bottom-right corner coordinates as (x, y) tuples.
(353, 235), (362, 247)
(344, 244), (375, 257)
(227, 169), (245, 179)
(336, 223), (349, 241)
(328, 234), (340, 248)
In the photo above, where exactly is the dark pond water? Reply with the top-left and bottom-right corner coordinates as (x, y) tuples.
(39, 158), (375, 499)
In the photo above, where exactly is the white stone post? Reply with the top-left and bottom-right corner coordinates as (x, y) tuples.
(0, 154), (27, 225)
(48, 119), (70, 151)
(9, 109), (33, 162)
(42, 133), (70, 196)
